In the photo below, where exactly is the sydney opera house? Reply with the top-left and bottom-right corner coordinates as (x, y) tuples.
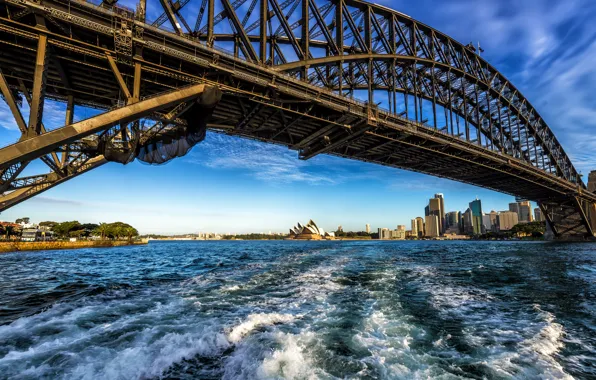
(289, 220), (335, 240)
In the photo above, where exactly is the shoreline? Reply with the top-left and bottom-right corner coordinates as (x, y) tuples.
(0, 240), (148, 254)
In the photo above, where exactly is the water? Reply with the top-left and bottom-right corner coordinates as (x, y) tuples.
(0, 241), (594, 379)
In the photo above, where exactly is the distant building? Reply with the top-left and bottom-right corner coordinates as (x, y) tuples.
(445, 211), (460, 229)
(415, 217), (425, 238)
(434, 193), (446, 234)
(509, 202), (520, 215)
(482, 210), (498, 233)
(482, 214), (492, 233)
(462, 208), (473, 235)
(289, 220), (334, 240)
(534, 208), (544, 222)
(337, 225), (343, 232)
(378, 228), (391, 240)
(498, 211), (519, 231)
(425, 215), (440, 238)
(518, 201), (533, 223)
(411, 219), (418, 237)
(365, 224), (370, 234)
(469, 199), (483, 235)
(429, 198), (443, 235)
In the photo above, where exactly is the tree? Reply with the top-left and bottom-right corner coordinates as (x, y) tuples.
(39, 221), (58, 228)
(93, 223), (111, 240)
(52, 221), (82, 238)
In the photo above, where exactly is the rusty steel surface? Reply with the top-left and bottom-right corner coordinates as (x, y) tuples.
(0, 0), (594, 239)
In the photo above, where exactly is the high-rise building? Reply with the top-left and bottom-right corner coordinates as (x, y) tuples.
(434, 193), (446, 234)
(462, 208), (473, 235)
(498, 211), (519, 231)
(415, 217), (425, 238)
(337, 225), (343, 232)
(534, 208), (544, 222)
(378, 228), (391, 240)
(518, 201), (533, 223)
(482, 214), (492, 233)
(424, 205), (430, 217)
(425, 215), (440, 238)
(395, 226), (406, 240)
(445, 211), (460, 228)
(429, 198), (443, 235)
(411, 219), (418, 237)
(509, 202), (520, 215)
(489, 210), (498, 231)
(365, 224), (370, 234)
(469, 198), (483, 235)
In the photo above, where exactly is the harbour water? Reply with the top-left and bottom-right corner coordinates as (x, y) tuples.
(0, 241), (594, 379)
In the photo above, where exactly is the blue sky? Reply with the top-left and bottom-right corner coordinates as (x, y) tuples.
(1, 0), (596, 234)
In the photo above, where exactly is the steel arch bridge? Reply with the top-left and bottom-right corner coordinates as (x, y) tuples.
(0, 0), (595, 239)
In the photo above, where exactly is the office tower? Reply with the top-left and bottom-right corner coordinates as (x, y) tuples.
(424, 205), (430, 217)
(434, 193), (446, 233)
(411, 219), (418, 237)
(425, 215), (440, 238)
(365, 224), (370, 233)
(534, 208), (544, 222)
(509, 202), (520, 215)
(518, 201), (533, 223)
(498, 211), (519, 231)
(469, 198), (483, 235)
(415, 217), (425, 238)
(489, 210), (498, 231)
(482, 214), (492, 233)
(429, 198), (443, 235)
(462, 208), (473, 235)
(396, 226), (406, 240)
(337, 225), (343, 232)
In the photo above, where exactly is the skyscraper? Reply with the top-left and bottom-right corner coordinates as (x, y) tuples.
(365, 224), (370, 234)
(434, 193), (446, 234)
(462, 208), (473, 235)
(534, 208), (544, 222)
(518, 201), (533, 223)
(509, 202), (520, 215)
(415, 217), (425, 238)
(498, 211), (519, 231)
(411, 219), (418, 237)
(469, 198), (483, 235)
(428, 198), (443, 235)
(425, 215), (439, 238)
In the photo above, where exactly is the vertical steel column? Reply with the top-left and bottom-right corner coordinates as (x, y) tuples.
(28, 34), (48, 138)
(260, 0), (268, 63)
(207, 0), (214, 46)
(301, 0), (309, 80)
(133, 62), (142, 103)
(497, 101), (504, 154)
(336, 0), (343, 95)
(431, 66), (437, 129)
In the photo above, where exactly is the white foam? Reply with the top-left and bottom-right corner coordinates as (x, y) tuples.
(228, 313), (297, 343)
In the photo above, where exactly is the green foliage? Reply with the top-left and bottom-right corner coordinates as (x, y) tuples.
(222, 233), (288, 240)
(52, 221), (82, 238)
(39, 221), (58, 228)
(335, 230), (372, 238)
(510, 221), (546, 237)
(93, 222), (138, 240)
(15, 217), (30, 224)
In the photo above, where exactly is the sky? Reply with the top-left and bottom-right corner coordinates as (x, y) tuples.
(1, 0), (596, 234)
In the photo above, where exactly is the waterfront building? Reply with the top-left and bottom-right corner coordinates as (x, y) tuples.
(429, 198), (443, 235)
(482, 214), (492, 233)
(337, 225), (343, 232)
(498, 211), (519, 231)
(411, 219), (418, 237)
(434, 193), (446, 234)
(518, 201), (533, 223)
(509, 202), (520, 215)
(289, 220), (334, 240)
(469, 198), (483, 235)
(462, 208), (473, 235)
(445, 211), (460, 229)
(534, 208), (545, 222)
(365, 224), (370, 234)
(425, 215), (440, 238)
(489, 210), (498, 231)
(415, 217), (425, 238)
(482, 210), (498, 233)
(378, 228), (391, 240)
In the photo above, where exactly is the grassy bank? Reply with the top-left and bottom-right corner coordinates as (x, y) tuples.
(0, 239), (148, 254)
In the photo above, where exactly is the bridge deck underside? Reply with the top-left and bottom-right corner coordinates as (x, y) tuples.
(0, 19), (582, 203)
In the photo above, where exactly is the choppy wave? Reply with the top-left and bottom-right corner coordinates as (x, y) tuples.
(0, 241), (594, 379)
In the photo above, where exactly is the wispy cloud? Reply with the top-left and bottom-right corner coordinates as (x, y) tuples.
(187, 133), (354, 185)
